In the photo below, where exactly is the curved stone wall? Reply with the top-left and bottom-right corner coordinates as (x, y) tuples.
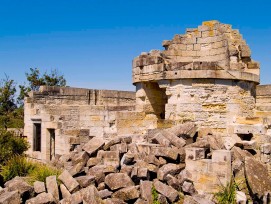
(133, 20), (260, 135)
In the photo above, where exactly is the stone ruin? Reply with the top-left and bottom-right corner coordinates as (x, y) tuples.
(1, 20), (271, 203)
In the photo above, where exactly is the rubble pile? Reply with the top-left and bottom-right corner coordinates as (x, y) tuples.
(1, 122), (271, 204)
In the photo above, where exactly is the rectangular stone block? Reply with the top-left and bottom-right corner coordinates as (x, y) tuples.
(212, 150), (231, 163)
(185, 148), (205, 161)
(261, 143), (271, 154)
(193, 44), (201, 51)
(234, 124), (266, 134)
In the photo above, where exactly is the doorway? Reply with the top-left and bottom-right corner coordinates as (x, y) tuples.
(33, 123), (41, 151)
(48, 129), (55, 160)
(143, 82), (167, 119)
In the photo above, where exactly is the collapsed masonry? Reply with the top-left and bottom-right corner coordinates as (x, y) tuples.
(22, 20), (271, 202)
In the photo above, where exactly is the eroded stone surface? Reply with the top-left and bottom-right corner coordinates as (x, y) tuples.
(105, 173), (134, 191)
(245, 157), (271, 198)
(25, 192), (56, 204)
(58, 170), (80, 193)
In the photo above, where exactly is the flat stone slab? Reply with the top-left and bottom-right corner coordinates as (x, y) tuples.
(0, 190), (21, 204)
(154, 179), (179, 202)
(34, 181), (46, 194)
(112, 186), (139, 201)
(82, 137), (105, 156)
(25, 192), (56, 204)
(46, 176), (59, 201)
(105, 173), (134, 191)
(245, 157), (271, 198)
(58, 170), (80, 193)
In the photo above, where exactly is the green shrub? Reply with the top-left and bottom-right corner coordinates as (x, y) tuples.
(28, 163), (62, 184)
(0, 155), (35, 182)
(152, 185), (160, 204)
(215, 178), (237, 204)
(0, 129), (29, 164)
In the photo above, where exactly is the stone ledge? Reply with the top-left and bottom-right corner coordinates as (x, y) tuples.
(133, 70), (260, 84)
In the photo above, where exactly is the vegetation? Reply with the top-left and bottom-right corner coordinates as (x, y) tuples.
(0, 155), (62, 183)
(0, 129), (29, 164)
(0, 155), (35, 182)
(0, 76), (18, 129)
(0, 68), (66, 129)
(214, 178), (237, 204)
(0, 68), (66, 185)
(152, 185), (160, 204)
(28, 163), (62, 184)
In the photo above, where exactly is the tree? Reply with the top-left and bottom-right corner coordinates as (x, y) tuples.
(25, 68), (66, 91)
(0, 76), (17, 129)
(43, 69), (66, 87)
(0, 129), (29, 164)
(0, 76), (17, 114)
(18, 68), (67, 106)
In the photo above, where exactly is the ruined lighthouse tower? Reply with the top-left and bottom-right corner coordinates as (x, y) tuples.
(132, 20), (260, 136)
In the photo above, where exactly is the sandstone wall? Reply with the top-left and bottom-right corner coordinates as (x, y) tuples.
(24, 86), (136, 160)
(132, 20), (260, 136)
(132, 21), (260, 84)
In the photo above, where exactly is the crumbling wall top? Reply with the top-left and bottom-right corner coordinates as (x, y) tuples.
(26, 86), (136, 106)
(132, 20), (260, 84)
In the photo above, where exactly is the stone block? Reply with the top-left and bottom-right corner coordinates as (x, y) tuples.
(112, 186), (139, 201)
(245, 157), (271, 198)
(150, 132), (171, 146)
(193, 44), (201, 51)
(68, 162), (86, 176)
(150, 147), (178, 160)
(212, 150), (231, 163)
(165, 174), (182, 191)
(25, 192), (56, 204)
(4, 177), (34, 201)
(187, 44), (193, 51)
(185, 148), (205, 160)
(98, 189), (112, 199)
(104, 173), (135, 191)
(261, 143), (271, 154)
(103, 138), (121, 150)
(182, 181), (196, 195)
(140, 181), (153, 203)
(97, 150), (120, 168)
(86, 157), (101, 167)
(88, 166), (105, 184)
(153, 179), (179, 202)
(58, 171), (79, 194)
(234, 124), (266, 134)
(161, 130), (186, 148)
(157, 163), (185, 181)
(120, 153), (134, 165)
(33, 181), (46, 194)
(110, 143), (128, 154)
(72, 151), (89, 165)
(97, 182), (106, 191)
(137, 168), (149, 179)
(0, 190), (21, 204)
(103, 198), (127, 204)
(46, 176), (59, 201)
(60, 184), (71, 199)
(75, 175), (95, 188)
(82, 137), (105, 156)
(81, 185), (103, 204)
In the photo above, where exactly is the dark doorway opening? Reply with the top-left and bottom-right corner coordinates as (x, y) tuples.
(144, 82), (167, 119)
(48, 129), (55, 160)
(33, 123), (41, 151)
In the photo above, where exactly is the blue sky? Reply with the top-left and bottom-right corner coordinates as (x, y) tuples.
(0, 0), (270, 91)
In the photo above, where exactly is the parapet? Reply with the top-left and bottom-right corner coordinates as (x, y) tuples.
(132, 20), (260, 84)
(26, 86), (136, 106)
